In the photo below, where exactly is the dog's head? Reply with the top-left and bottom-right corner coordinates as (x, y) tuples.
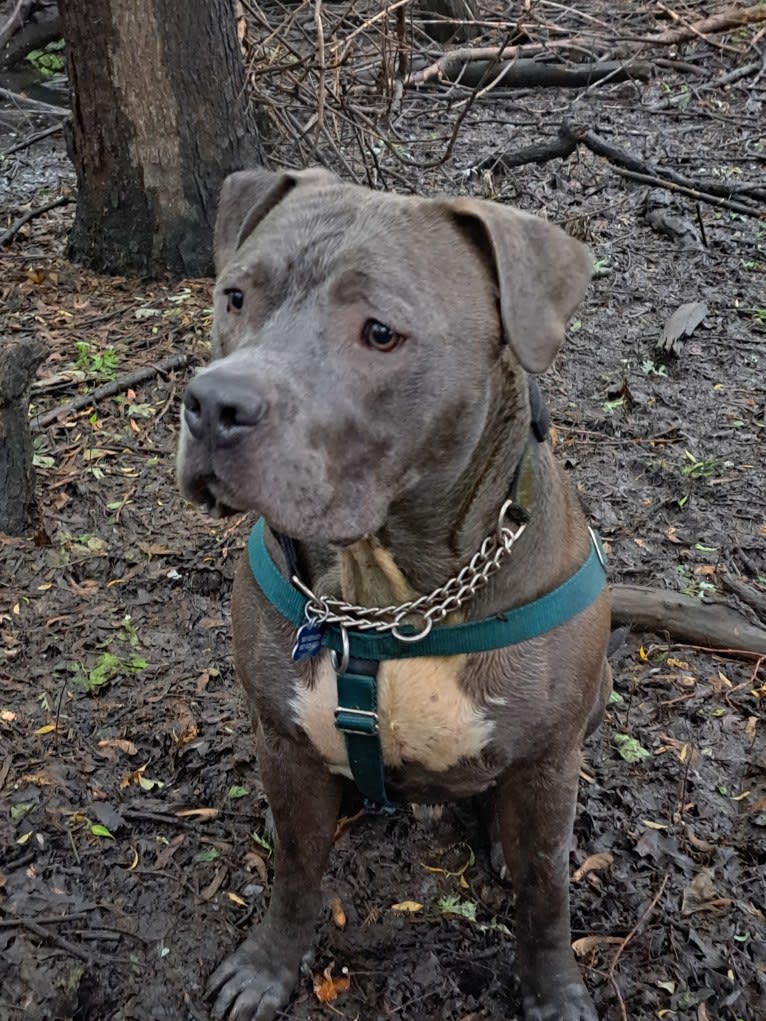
(177, 169), (591, 543)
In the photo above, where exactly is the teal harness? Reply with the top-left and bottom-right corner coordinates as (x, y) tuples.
(247, 517), (607, 810)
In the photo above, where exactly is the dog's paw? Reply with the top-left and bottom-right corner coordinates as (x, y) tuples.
(523, 982), (598, 1021)
(208, 938), (298, 1021)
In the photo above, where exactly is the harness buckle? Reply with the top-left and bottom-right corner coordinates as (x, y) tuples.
(334, 707), (379, 736)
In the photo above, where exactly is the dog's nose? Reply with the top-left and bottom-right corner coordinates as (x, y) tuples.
(183, 370), (267, 448)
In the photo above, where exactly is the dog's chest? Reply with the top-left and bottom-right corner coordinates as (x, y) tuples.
(289, 651), (493, 778)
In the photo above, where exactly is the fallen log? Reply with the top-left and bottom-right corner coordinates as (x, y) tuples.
(610, 584), (766, 657)
(437, 58), (654, 90)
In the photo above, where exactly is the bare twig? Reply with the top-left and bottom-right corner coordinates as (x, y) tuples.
(560, 121), (766, 219)
(31, 354), (194, 432)
(608, 873), (669, 983)
(0, 194), (73, 247)
(0, 0), (32, 50)
(649, 3), (766, 47)
(613, 167), (765, 220)
(0, 85), (68, 116)
(1, 120), (65, 157)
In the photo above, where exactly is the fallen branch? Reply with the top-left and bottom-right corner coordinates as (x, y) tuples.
(610, 584), (766, 657)
(434, 58), (654, 90)
(481, 133), (577, 172)
(560, 120), (762, 202)
(1, 120), (65, 157)
(31, 353), (193, 431)
(0, 194), (73, 247)
(484, 120), (766, 218)
(408, 5), (766, 87)
(0, 85), (68, 116)
(646, 4), (766, 46)
(612, 167), (765, 220)
(720, 573), (766, 621)
(408, 40), (590, 86)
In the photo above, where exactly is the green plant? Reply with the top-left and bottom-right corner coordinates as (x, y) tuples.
(74, 342), (118, 381)
(640, 359), (667, 377)
(676, 566), (716, 599)
(680, 449), (717, 479)
(25, 40), (66, 79)
(74, 652), (147, 692)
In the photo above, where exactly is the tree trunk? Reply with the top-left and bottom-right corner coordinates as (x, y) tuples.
(0, 338), (48, 536)
(59, 0), (265, 278)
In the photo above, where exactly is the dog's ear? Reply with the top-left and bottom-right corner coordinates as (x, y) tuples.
(444, 198), (592, 373)
(214, 167), (338, 273)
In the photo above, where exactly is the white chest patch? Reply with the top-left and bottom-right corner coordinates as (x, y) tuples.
(289, 650), (493, 778)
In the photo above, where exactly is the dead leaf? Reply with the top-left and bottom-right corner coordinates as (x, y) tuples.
(138, 542), (177, 556)
(98, 738), (138, 756)
(312, 962), (350, 1003)
(155, 833), (185, 869)
(243, 851), (268, 883)
(572, 853), (614, 883)
(329, 895), (347, 929)
(391, 900), (423, 913)
(176, 807), (219, 819)
(172, 722), (198, 747)
(571, 935), (623, 957)
(200, 867), (227, 901)
(681, 871), (731, 915)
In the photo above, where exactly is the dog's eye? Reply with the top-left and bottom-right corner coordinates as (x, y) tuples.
(361, 319), (405, 352)
(224, 288), (244, 313)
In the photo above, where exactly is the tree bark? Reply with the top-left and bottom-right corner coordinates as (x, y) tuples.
(59, 0), (265, 278)
(0, 337), (48, 536)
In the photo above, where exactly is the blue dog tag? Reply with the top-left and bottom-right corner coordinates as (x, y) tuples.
(291, 618), (324, 661)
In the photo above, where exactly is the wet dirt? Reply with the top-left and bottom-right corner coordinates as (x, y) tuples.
(1, 3), (765, 1020)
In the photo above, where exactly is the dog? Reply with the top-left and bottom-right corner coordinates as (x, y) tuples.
(177, 168), (612, 1021)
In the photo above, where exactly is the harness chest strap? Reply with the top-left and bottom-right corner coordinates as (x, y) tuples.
(248, 519), (607, 808)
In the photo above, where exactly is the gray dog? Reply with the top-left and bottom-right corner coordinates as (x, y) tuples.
(177, 168), (612, 1021)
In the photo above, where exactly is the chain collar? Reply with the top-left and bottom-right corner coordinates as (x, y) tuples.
(291, 498), (527, 645)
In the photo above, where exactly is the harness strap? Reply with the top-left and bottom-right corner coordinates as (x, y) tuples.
(249, 517), (606, 661)
(334, 658), (395, 810)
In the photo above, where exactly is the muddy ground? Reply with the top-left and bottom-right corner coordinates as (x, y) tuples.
(1, 3), (765, 1020)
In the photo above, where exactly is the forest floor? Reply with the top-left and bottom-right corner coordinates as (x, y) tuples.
(1, 3), (765, 1020)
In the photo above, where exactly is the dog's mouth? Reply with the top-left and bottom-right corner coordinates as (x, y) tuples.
(185, 474), (240, 518)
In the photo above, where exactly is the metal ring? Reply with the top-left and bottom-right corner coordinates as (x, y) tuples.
(330, 625), (350, 675)
(391, 616), (434, 644)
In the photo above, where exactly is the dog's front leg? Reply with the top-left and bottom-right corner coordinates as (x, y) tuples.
(208, 722), (342, 1021)
(495, 753), (597, 1021)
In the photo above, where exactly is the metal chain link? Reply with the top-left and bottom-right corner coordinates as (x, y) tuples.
(291, 499), (527, 644)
